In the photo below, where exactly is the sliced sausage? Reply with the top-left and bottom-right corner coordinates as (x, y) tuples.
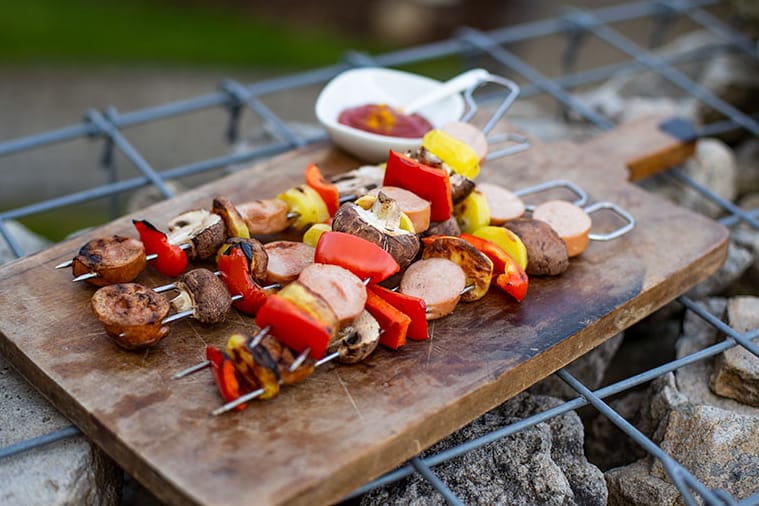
(504, 218), (569, 276)
(441, 121), (488, 162)
(237, 198), (291, 235)
(532, 200), (591, 257)
(298, 263), (367, 327)
(421, 236), (493, 302)
(91, 283), (170, 350)
(72, 235), (147, 286)
(477, 182), (525, 225)
(368, 186), (431, 233)
(400, 258), (466, 320)
(263, 241), (315, 284)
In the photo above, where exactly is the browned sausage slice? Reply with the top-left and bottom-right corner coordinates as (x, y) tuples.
(400, 258), (466, 320)
(532, 200), (592, 257)
(477, 182), (525, 225)
(504, 218), (569, 276)
(72, 235), (147, 286)
(263, 240), (315, 284)
(237, 198), (291, 235)
(298, 263), (367, 327)
(91, 283), (170, 350)
(368, 186), (431, 233)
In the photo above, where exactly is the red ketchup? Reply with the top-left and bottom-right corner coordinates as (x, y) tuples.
(338, 104), (433, 138)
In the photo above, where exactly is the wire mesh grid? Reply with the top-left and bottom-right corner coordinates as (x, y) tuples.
(0, 0), (757, 504)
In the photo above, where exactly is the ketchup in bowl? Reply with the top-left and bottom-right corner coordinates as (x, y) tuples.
(337, 104), (433, 138)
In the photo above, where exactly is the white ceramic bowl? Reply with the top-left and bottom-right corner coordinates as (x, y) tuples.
(315, 67), (466, 163)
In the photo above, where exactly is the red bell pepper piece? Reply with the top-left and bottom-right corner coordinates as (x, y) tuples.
(315, 231), (399, 283)
(304, 163), (340, 216)
(461, 233), (528, 302)
(383, 150), (453, 222)
(368, 284), (428, 341)
(364, 289), (411, 350)
(217, 243), (267, 315)
(206, 345), (247, 411)
(255, 294), (331, 359)
(133, 219), (188, 277)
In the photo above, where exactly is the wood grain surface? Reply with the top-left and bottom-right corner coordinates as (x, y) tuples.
(0, 115), (728, 505)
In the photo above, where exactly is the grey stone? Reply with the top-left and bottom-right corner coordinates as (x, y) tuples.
(360, 392), (606, 506)
(651, 403), (759, 501)
(605, 460), (681, 506)
(735, 139), (759, 198)
(685, 240), (753, 299)
(730, 226), (759, 296)
(530, 332), (624, 400)
(0, 354), (122, 506)
(710, 296), (759, 406)
(695, 51), (759, 143)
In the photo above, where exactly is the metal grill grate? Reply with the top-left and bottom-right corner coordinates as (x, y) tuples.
(1, 1), (758, 504)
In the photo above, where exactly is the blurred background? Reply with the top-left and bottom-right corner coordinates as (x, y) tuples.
(0, 0), (743, 241)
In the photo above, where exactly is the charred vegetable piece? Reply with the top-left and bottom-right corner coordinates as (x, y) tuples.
(255, 294), (332, 360)
(422, 216), (462, 238)
(276, 184), (330, 230)
(460, 233), (529, 302)
(331, 192), (420, 269)
(212, 196), (250, 239)
(167, 209), (226, 261)
(422, 128), (480, 179)
(449, 173), (477, 205)
(133, 219), (188, 277)
(327, 310), (380, 364)
(217, 243), (267, 315)
(91, 283), (170, 350)
(364, 289), (411, 350)
(226, 333), (279, 401)
(207, 345), (249, 411)
(276, 281), (339, 340)
(314, 231), (399, 284)
(304, 163), (340, 216)
(72, 235), (146, 286)
(236, 198), (292, 236)
(170, 268), (232, 324)
(259, 334), (316, 385)
(384, 150), (453, 222)
(216, 237), (269, 285)
(368, 284), (428, 341)
(421, 235), (493, 302)
(454, 189), (490, 234)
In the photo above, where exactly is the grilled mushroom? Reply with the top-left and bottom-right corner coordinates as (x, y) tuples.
(167, 209), (226, 261)
(331, 192), (421, 268)
(422, 235), (493, 302)
(327, 310), (380, 364)
(329, 164), (385, 198)
(170, 268), (232, 324)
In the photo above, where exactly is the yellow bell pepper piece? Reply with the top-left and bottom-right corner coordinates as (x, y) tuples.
(302, 223), (332, 247)
(422, 129), (480, 179)
(454, 189), (490, 234)
(276, 184), (330, 230)
(472, 225), (528, 270)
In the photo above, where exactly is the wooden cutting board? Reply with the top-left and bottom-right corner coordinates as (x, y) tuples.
(0, 115), (726, 505)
